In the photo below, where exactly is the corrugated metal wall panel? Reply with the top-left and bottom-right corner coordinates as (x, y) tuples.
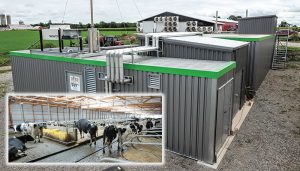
(252, 37), (275, 90)
(162, 42), (246, 116)
(238, 16), (277, 34)
(11, 57), (107, 93)
(11, 56), (235, 164)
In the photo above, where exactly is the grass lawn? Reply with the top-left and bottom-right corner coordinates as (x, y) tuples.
(0, 29), (136, 66)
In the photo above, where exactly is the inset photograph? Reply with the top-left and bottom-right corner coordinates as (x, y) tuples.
(7, 94), (163, 164)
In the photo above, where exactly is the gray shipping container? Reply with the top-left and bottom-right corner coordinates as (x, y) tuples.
(11, 51), (236, 164)
(238, 15), (277, 34)
(162, 36), (249, 116)
(207, 34), (276, 91)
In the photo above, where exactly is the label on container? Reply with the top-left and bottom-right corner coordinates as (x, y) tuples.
(70, 75), (80, 91)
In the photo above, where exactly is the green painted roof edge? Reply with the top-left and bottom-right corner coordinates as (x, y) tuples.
(10, 51), (236, 79)
(216, 34), (275, 42)
(124, 62), (236, 79)
(9, 51), (106, 67)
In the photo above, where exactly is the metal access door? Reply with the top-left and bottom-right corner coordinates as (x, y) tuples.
(215, 78), (233, 153)
(233, 70), (243, 116)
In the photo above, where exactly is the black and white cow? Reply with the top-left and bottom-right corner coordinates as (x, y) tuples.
(154, 119), (161, 127)
(146, 119), (154, 129)
(75, 119), (98, 146)
(9, 135), (34, 161)
(103, 125), (127, 154)
(129, 122), (143, 134)
(13, 123), (31, 135)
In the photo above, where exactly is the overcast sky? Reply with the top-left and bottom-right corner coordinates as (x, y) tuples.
(0, 0), (300, 25)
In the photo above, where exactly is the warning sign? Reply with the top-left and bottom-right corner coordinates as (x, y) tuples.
(70, 75), (80, 91)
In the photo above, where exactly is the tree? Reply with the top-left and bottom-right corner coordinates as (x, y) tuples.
(279, 21), (289, 27)
(227, 15), (242, 21)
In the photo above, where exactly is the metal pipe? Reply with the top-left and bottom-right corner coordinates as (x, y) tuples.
(118, 50), (124, 83)
(115, 50), (120, 83)
(111, 51), (115, 83)
(106, 51), (111, 82)
(215, 11), (218, 33)
(90, 0), (94, 28)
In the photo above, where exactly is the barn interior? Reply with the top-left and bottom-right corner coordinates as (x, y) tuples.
(8, 95), (163, 163)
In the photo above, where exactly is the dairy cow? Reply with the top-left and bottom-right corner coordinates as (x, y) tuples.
(13, 123), (31, 135)
(9, 135), (34, 161)
(146, 119), (154, 129)
(75, 119), (98, 146)
(103, 125), (127, 154)
(129, 122), (143, 134)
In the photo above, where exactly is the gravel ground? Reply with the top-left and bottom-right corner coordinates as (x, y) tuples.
(1, 60), (300, 171)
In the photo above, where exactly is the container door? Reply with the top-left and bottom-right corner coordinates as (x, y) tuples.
(215, 78), (233, 153)
(233, 70), (242, 117)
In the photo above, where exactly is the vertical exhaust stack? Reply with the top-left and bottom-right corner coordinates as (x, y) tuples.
(215, 11), (218, 33)
(88, 0), (99, 53)
(88, 28), (99, 53)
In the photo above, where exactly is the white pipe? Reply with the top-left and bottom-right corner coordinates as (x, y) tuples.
(105, 80), (108, 94)
(115, 51), (120, 83)
(119, 51), (124, 83)
(155, 35), (159, 48)
(106, 51), (112, 82)
(145, 34), (149, 46)
(110, 51), (115, 83)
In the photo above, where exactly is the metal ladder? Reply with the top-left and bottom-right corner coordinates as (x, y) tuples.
(272, 30), (289, 70)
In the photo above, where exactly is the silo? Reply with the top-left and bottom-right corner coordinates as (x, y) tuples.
(0, 14), (6, 25)
(10, 50), (236, 164)
(6, 15), (11, 25)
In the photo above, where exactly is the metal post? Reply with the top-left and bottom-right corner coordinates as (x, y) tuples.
(246, 9), (248, 17)
(90, 0), (94, 28)
(41, 105), (45, 122)
(79, 37), (83, 51)
(32, 105), (35, 122)
(9, 103), (13, 126)
(48, 105), (52, 121)
(63, 107), (65, 121)
(58, 29), (62, 53)
(39, 29), (44, 51)
(21, 104), (25, 122)
(57, 106), (59, 121)
(215, 11), (218, 33)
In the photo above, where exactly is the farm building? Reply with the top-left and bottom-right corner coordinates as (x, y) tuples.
(8, 95), (162, 163)
(9, 14), (278, 166)
(136, 11), (226, 33)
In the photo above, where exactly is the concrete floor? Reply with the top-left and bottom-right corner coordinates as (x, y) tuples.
(1, 60), (300, 170)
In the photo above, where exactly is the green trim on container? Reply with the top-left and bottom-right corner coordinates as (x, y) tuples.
(10, 51), (106, 67)
(10, 51), (236, 79)
(124, 62), (236, 79)
(216, 35), (275, 42)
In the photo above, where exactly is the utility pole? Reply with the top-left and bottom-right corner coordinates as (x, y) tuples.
(246, 9), (248, 18)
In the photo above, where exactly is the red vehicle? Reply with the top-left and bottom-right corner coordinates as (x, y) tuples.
(276, 29), (297, 36)
(99, 36), (124, 47)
